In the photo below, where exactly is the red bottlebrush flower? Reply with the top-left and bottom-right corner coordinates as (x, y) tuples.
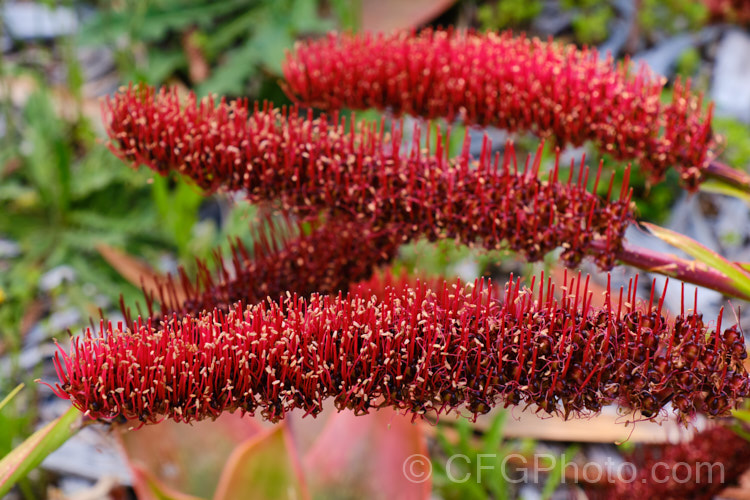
(283, 29), (716, 189)
(586, 425), (750, 500)
(48, 273), (749, 425)
(138, 216), (401, 320)
(103, 85), (634, 270)
(705, 0), (750, 23)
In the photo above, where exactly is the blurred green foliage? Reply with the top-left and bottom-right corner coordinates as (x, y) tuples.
(560, 0), (614, 45)
(638, 0), (709, 34)
(433, 412), (578, 499)
(78, 0), (354, 97)
(0, 385), (37, 496)
(434, 412), (519, 500)
(675, 47), (702, 78)
(477, 0), (543, 31)
(477, 0), (712, 46)
(714, 117), (750, 170)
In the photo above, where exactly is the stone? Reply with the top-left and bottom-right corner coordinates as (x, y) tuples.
(2, 2), (78, 40)
(712, 29), (750, 123)
(634, 27), (719, 78)
(39, 265), (76, 291)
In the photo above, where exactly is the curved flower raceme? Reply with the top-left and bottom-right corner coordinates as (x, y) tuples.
(49, 274), (749, 425)
(104, 85), (633, 270)
(283, 29), (716, 188)
(587, 424), (750, 500)
(706, 0), (750, 23)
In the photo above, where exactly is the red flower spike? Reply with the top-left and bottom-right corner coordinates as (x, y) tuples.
(705, 0), (750, 23)
(49, 273), (749, 425)
(103, 85), (634, 271)
(283, 29), (716, 189)
(586, 424), (750, 500)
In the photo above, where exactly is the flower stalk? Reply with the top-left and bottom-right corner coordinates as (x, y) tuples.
(706, 159), (750, 193)
(591, 240), (750, 301)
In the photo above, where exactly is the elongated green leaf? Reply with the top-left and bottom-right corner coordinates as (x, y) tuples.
(643, 222), (750, 298)
(541, 445), (579, 500)
(733, 409), (750, 423)
(700, 180), (750, 205)
(0, 406), (82, 496)
(0, 384), (23, 414)
(481, 411), (510, 500)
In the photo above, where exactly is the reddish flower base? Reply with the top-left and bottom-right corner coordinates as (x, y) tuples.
(50, 273), (748, 425)
(283, 29), (715, 188)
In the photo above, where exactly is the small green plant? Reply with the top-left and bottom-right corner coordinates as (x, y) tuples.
(561, 0), (614, 44)
(639, 0), (709, 34)
(79, 0), (339, 96)
(477, 0), (543, 31)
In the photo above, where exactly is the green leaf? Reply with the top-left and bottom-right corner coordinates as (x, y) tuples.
(203, 7), (262, 57)
(143, 50), (187, 86)
(197, 41), (260, 96)
(733, 409), (750, 423)
(213, 424), (308, 500)
(700, 180), (750, 206)
(0, 406), (82, 496)
(541, 445), (579, 500)
(79, 0), (253, 45)
(0, 383), (23, 411)
(643, 222), (750, 299)
(150, 176), (204, 259)
(481, 411), (510, 500)
(0, 384), (24, 414)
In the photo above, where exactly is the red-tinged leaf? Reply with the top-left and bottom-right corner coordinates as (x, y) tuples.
(700, 179), (750, 205)
(643, 222), (750, 298)
(282, 402), (338, 455)
(360, 0), (456, 32)
(304, 409), (431, 500)
(96, 243), (187, 305)
(119, 413), (263, 499)
(213, 423), (309, 500)
(131, 465), (206, 500)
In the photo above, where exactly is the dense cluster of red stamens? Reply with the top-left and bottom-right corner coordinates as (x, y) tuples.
(705, 0), (750, 23)
(283, 29), (715, 188)
(587, 425), (750, 500)
(51, 273), (748, 425)
(138, 216), (401, 321)
(104, 85), (633, 270)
